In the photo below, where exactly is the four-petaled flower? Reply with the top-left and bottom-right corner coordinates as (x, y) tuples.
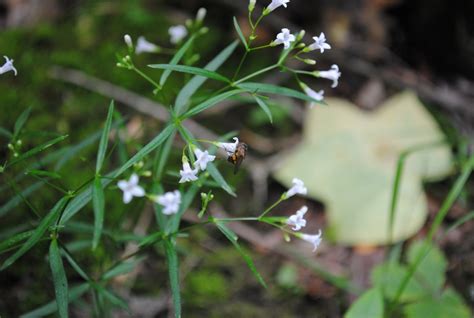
(169, 25), (188, 44)
(194, 148), (216, 171)
(300, 230), (323, 252)
(156, 190), (181, 215)
(286, 205), (308, 231)
(308, 32), (331, 53)
(179, 162), (199, 183)
(286, 178), (307, 198)
(218, 137), (239, 156)
(136, 36), (159, 54)
(266, 0), (290, 13)
(117, 173), (145, 204)
(317, 64), (341, 88)
(273, 28), (296, 49)
(302, 84), (324, 107)
(0, 56), (17, 76)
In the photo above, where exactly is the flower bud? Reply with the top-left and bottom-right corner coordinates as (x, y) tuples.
(303, 58), (316, 65)
(124, 34), (133, 51)
(196, 7), (207, 22)
(296, 29), (305, 41)
(249, 0), (256, 12)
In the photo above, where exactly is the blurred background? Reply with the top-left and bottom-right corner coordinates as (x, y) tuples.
(1, 0), (473, 317)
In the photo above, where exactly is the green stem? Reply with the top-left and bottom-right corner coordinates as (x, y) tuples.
(133, 67), (162, 91)
(258, 196), (284, 219)
(233, 64), (279, 86)
(232, 51), (249, 81)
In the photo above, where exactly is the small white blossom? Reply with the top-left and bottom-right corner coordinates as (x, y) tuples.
(179, 162), (199, 183)
(0, 56), (17, 76)
(286, 178), (307, 198)
(266, 0), (290, 12)
(156, 190), (181, 215)
(124, 34), (133, 50)
(308, 32), (331, 53)
(300, 230), (323, 252)
(117, 173), (145, 204)
(286, 206), (308, 231)
(135, 36), (159, 54)
(196, 8), (207, 22)
(317, 64), (341, 88)
(169, 25), (188, 44)
(273, 28), (296, 49)
(302, 85), (324, 107)
(218, 137), (239, 156)
(194, 148), (216, 171)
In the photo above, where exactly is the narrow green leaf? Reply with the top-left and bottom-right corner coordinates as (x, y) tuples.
(207, 163), (236, 197)
(0, 181), (44, 217)
(97, 286), (129, 311)
(0, 229), (35, 254)
(182, 89), (245, 118)
(26, 169), (62, 179)
(153, 130), (176, 181)
(159, 35), (196, 87)
(96, 101), (114, 173)
(59, 174), (115, 225)
(6, 134), (69, 168)
(164, 239), (181, 318)
(174, 41), (238, 115)
(61, 245), (90, 281)
(1, 197), (69, 270)
(113, 125), (175, 178)
(344, 288), (384, 318)
(49, 238), (69, 318)
(254, 96), (273, 124)
(233, 17), (248, 50)
(149, 64), (230, 83)
(21, 283), (89, 318)
(92, 176), (105, 250)
(237, 82), (325, 104)
(215, 221), (267, 288)
(0, 126), (12, 138)
(101, 257), (146, 281)
(13, 106), (32, 140)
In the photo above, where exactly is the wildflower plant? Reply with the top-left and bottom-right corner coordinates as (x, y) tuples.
(0, 2), (342, 317)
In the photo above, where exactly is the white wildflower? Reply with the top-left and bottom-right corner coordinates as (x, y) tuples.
(194, 148), (216, 171)
(117, 173), (145, 204)
(266, 0), (290, 13)
(0, 56), (17, 76)
(218, 137), (239, 156)
(302, 84), (324, 107)
(135, 36), (159, 54)
(300, 230), (323, 252)
(286, 206), (308, 231)
(273, 28), (296, 49)
(317, 64), (341, 88)
(169, 25), (188, 44)
(308, 32), (331, 53)
(155, 190), (181, 215)
(286, 178), (307, 198)
(179, 162), (199, 183)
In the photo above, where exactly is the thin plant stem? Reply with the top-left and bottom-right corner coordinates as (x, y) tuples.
(233, 64), (278, 85)
(132, 66), (162, 91)
(387, 153), (474, 314)
(259, 196), (284, 219)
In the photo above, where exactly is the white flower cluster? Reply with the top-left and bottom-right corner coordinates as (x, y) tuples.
(283, 178), (323, 252)
(179, 148), (216, 183)
(116, 173), (181, 215)
(262, 0), (341, 104)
